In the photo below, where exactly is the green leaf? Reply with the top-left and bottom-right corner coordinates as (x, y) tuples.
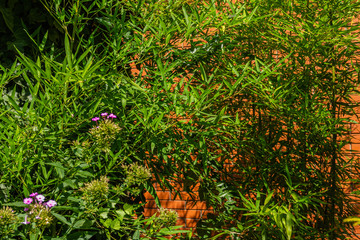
(102, 218), (112, 228)
(182, 6), (189, 26)
(45, 162), (66, 179)
(0, 7), (14, 32)
(66, 231), (96, 240)
(145, 182), (161, 208)
(344, 217), (360, 223)
(115, 209), (125, 222)
(30, 232), (38, 240)
(73, 219), (86, 229)
(39, 31), (48, 51)
(132, 230), (140, 240)
(64, 34), (72, 69)
(264, 191), (273, 207)
(73, 219), (93, 229)
(75, 170), (94, 178)
(286, 211), (293, 240)
(4, 201), (27, 207)
(123, 203), (134, 215)
(52, 206), (79, 212)
(100, 211), (109, 219)
(52, 212), (71, 226)
(111, 219), (121, 230)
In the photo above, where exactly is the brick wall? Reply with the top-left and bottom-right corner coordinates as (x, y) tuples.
(136, 16), (360, 239)
(348, 108), (360, 237)
(143, 183), (211, 230)
(142, 120), (360, 237)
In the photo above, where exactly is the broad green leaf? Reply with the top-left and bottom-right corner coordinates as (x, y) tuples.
(52, 212), (71, 226)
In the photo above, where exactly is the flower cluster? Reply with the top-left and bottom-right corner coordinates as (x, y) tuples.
(0, 206), (17, 226)
(92, 112), (117, 122)
(119, 163), (152, 196)
(22, 193), (56, 228)
(80, 176), (109, 204)
(158, 208), (178, 227)
(123, 163), (151, 186)
(153, 208), (178, 230)
(0, 206), (18, 236)
(90, 112), (121, 152)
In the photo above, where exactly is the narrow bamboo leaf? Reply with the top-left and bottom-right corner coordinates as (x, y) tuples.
(64, 35), (72, 69)
(264, 191), (273, 207)
(39, 31), (48, 51)
(182, 6), (190, 26)
(286, 212), (293, 240)
(4, 201), (27, 207)
(144, 182), (161, 208)
(214, 106), (227, 124)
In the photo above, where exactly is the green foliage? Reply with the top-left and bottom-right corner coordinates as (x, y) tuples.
(0, 0), (62, 66)
(0, 206), (18, 236)
(89, 118), (122, 152)
(0, 0), (360, 239)
(80, 176), (110, 204)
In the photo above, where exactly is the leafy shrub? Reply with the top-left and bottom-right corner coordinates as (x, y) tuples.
(0, 110), (186, 239)
(1, 0), (360, 239)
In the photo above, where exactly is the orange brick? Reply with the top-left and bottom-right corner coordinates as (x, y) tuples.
(170, 191), (199, 201)
(144, 191), (170, 201)
(157, 191), (171, 200)
(351, 124), (360, 134)
(351, 144), (360, 152)
(170, 181), (183, 191)
(351, 94), (360, 102)
(185, 201), (208, 210)
(143, 191), (155, 200)
(201, 210), (214, 218)
(144, 200), (157, 209)
(145, 200), (186, 209)
(155, 183), (170, 191)
(344, 144), (351, 151)
(143, 208), (158, 217)
(186, 219), (198, 228)
(181, 183), (200, 191)
(176, 210), (202, 219)
(162, 200), (186, 209)
(176, 218), (186, 227)
(352, 134), (360, 143)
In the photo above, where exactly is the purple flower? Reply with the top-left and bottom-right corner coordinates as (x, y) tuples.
(92, 117), (100, 122)
(107, 113), (117, 119)
(21, 215), (30, 225)
(29, 192), (38, 197)
(23, 198), (33, 205)
(36, 195), (45, 203)
(101, 112), (108, 117)
(24, 208), (29, 212)
(46, 200), (57, 208)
